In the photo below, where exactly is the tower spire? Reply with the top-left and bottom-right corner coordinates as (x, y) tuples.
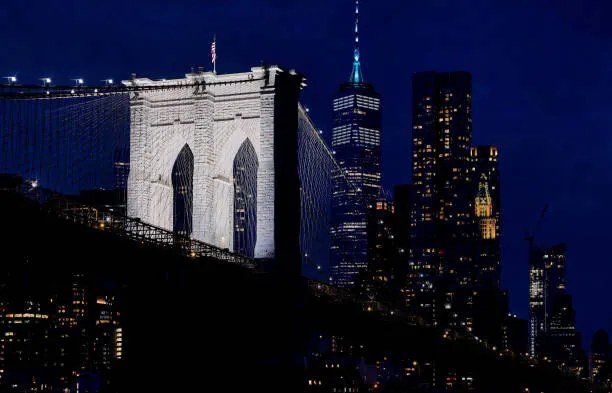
(350, 0), (363, 84)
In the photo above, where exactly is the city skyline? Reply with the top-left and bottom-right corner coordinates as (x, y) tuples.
(2, 0), (611, 352)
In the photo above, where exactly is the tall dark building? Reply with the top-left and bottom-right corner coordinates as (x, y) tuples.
(529, 243), (566, 357)
(330, 0), (382, 287)
(358, 197), (404, 308)
(411, 71), (473, 320)
(529, 243), (585, 375)
(470, 146), (501, 288)
(113, 147), (130, 192)
(503, 314), (529, 355)
(543, 291), (584, 374)
(367, 198), (396, 277)
(394, 184), (413, 308)
(393, 184), (412, 262)
(591, 330), (611, 383)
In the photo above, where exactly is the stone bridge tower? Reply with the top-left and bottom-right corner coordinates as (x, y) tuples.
(125, 66), (303, 274)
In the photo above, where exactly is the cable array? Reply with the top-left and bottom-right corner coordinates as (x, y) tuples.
(0, 95), (356, 277)
(298, 105), (357, 280)
(0, 94), (129, 195)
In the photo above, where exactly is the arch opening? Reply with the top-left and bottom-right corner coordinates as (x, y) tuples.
(233, 139), (258, 257)
(172, 144), (194, 237)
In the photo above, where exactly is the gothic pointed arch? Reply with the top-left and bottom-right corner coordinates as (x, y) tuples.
(172, 144), (194, 237)
(233, 139), (258, 257)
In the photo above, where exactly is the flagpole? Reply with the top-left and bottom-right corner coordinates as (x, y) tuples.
(213, 34), (217, 74)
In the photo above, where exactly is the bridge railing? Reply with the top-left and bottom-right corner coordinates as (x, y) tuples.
(54, 203), (256, 268)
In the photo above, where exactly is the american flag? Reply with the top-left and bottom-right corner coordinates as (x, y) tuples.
(211, 36), (216, 67)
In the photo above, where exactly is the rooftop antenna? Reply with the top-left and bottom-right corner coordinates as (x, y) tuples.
(349, 0), (363, 84)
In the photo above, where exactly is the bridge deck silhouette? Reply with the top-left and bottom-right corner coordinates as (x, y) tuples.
(52, 196), (255, 268)
(0, 185), (589, 393)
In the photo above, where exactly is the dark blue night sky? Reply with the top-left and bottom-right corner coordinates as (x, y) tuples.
(2, 0), (612, 346)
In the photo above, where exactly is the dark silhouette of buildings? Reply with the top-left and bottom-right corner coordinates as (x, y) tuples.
(503, 314), (529, 355)
(393, 184), (412, 260)
(355, 196), (406, 310)
(408, 71), (511, 355)
(0, 168), (592, 393)
(591, 330), (611, 390)
(0, 272), (122, 392)
(394, 184), (413, 308)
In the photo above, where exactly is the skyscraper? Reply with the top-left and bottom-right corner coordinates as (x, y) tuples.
(529, 244), (566, 357)
(358, 197), (404, 307)
(393, 184), (412, 262)
(470, 146), (500, 288)
(394, 184), (414, 308)
(330, 0), (382, 287)
(528, 243), (584, 373)
(367, 198), (396, 279)
(411, 71), (473, 319)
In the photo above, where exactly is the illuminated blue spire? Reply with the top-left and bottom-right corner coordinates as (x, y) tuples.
(349, 0), (363, 84)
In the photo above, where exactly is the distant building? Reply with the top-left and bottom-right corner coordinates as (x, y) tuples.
(0, 273), (123, 392)
(503, 314), (529, 355)
(367, 198), (396, 282)
(393, 184), (413, 308)
(470, 146), (500, 289)
(393, 184), (412, 263)
(411, 71), (473, 321)
(0, 300), (51, 389)
(113, 147), (130, 191)
(543, 292), (585, 375)
(529, 243), (565, 357)
(529, 243), (585, 374)
(330, 0), (382, 287)
(357, 197), (405, 308)
(591, 330), (611, 383)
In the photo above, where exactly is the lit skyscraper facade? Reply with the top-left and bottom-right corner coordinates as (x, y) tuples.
(410, 72), (473, 318)
(330, 0), (382, 287)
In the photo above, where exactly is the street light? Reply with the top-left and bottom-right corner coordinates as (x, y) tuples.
(4, 76), (17, 84)
(102, 78), (113, 86)
(40, 77), (52, 86)
(72, 78), (84, 87)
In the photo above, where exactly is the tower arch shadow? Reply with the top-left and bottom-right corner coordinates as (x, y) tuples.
(172, 144), (194, 237)
(233, 138), (258, 257)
